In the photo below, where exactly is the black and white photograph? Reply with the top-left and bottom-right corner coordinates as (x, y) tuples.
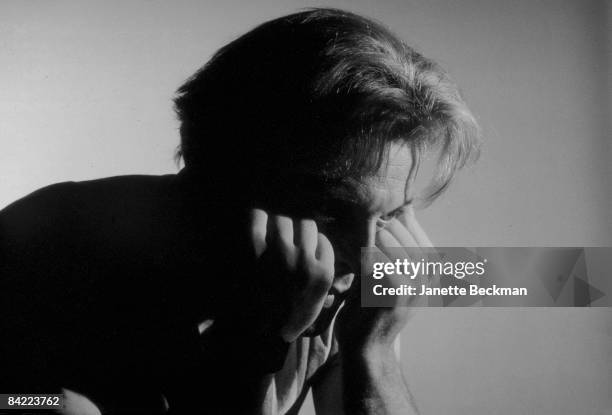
(1, 1), (610, 414)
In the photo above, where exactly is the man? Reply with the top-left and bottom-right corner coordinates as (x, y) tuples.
(0, 8), (480, 414)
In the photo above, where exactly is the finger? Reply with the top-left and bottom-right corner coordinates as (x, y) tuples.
(386, 218), (425, 259)
(387, 217), (418, 247)
(374, 230), (418, 306)
(375, 228), (406, 261)
(249, 208), (268, 257)
(332, 272), (355, 294)
(400, 206), (434, 248)
(376, 229), (425, 282)
(315, 233), (335, 274)
(294, 219), (318, 258)
(267, 215), (294, 249)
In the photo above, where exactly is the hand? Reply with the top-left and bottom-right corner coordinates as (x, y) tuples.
(335, 207), (433, 353)
(246, 208), (335, 343)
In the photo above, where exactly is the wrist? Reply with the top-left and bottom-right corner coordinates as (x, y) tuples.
(339, 342), (398, 385)
(340, 339), (396, 363)
(339, 330), (397, 354)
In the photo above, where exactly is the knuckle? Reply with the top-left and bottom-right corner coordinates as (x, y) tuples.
(281, 248), (297, 270)
(301, 218), (318, 233)
(303, 257), (322, 276)
(251, 228), (266, 242)
(317, 232), (330, 246)
(308, 274), (332, 293)
(307, 264), (333, 288)
(277, 236), (294, 252)
(317, 234), (334, 258)
(296, 249), (314, 268)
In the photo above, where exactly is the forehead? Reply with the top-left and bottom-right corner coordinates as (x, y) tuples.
(322, 143), (414, 213)
(270, 143), (414, 217)
(368, 143), (413, 191)
(357, 143), (413, 211)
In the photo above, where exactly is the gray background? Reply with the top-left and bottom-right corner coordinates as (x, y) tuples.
(1, 1), (610, 414)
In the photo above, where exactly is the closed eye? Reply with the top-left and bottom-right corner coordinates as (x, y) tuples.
(376, 214), (399, 231)
(375, 217), (392, 231)
(376, 200), (413, 231)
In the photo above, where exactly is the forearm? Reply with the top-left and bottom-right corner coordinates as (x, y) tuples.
(341, 344), (418, 415)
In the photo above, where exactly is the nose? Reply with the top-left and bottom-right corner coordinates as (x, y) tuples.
(350, 217), (378, 249)
(363, 218), (378, 248)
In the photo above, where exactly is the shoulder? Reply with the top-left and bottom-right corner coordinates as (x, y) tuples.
(1, 174), (176, 227)
(1, 180), (79, 246)
(0, 174), (179, 258)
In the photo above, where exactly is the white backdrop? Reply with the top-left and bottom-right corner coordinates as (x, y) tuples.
(1, 1), (610, 414)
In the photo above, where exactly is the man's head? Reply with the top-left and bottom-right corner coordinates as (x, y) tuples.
(174, 8), (479, 197)
(174, 8), (480, 320)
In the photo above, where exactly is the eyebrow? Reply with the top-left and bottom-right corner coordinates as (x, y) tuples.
(384, 198), (414, 217)
(327, 180), (415, 217)
(291, 173), (414, 216)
